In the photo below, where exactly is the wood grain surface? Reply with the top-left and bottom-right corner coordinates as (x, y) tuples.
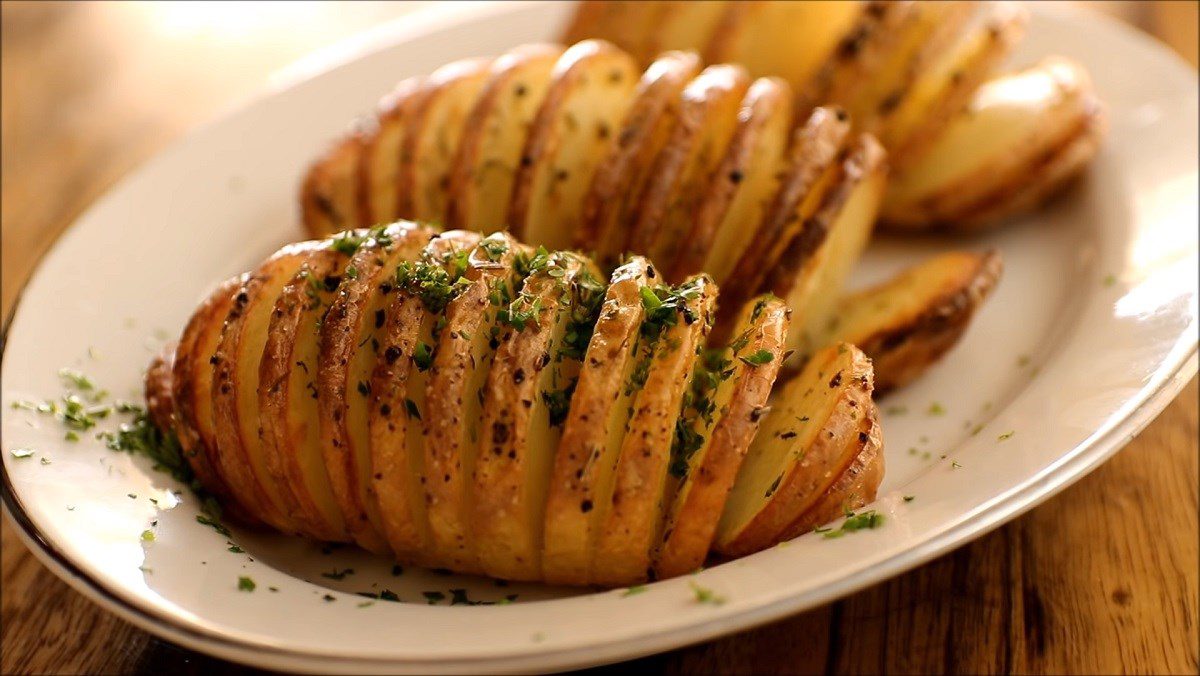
(2, 2), (1196, 674)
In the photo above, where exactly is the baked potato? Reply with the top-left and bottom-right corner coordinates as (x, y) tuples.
(152, 222), (885, 585)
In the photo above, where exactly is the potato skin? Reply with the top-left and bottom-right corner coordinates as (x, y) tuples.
(301, 126), (370, 239)
(780, 418), (883, 540)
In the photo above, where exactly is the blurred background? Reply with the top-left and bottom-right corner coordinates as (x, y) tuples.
(1, 2), (1196, 674)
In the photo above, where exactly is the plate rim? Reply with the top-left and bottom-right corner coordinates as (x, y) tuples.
(1, 1), (1197, 672)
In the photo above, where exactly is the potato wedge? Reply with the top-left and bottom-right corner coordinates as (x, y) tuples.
(542, 256), (658, 585)
(715, 342), (877, 557)
(370, 230), (482, 563)
(797, 1), (918, 116)
(397, 58), (492, 224)
(578, 50), (702, 262)
(672, 77), (794, 283)
(359, 77), (422, 226)
(881, 2), (1028, 168)
(883, 57), (1101, 231)
(823, 250), (1002, 393)
(300, 125), (370, 239)
(703, 1), (862, 93)
(509, 40), (638, 251)
(592, 275), (718, 586)
(259, 244), (357, 542)
(654, 294), (789, 579)
(716, 106), (851, 334)
(628, 64), (750, 270)
(956, 109), (1104, 229)
(318, 223), (433, 554)
(779, 416), (883, 541)
(170, 274), (259, 524)
(212, 241), (330, 531)
(845, 0), (976, 134)
(446, 45), (564, 232)
(472, 252), (604, 581)
(766, 133), (888, 363)
(423, 232), (528, 572)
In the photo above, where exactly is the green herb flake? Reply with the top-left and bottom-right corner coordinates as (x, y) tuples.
(739, 349), (774, 367)
(621, 585), (647, 597)
(997, 430), (1015, 442)
(822, 510), (885, 539)
(321, 568), (355, 580)
(903, 495), (915, 502)
(228, 544), (245, 553)
(927, 402), (946, 416)
(1103, 273), (1118, 287)
(422, 591), (446, 605)
(237, 576), (256, 592)
(689, 582), (725, 606)
(141, 529), (155, 542)
(10, 448), (35, 459)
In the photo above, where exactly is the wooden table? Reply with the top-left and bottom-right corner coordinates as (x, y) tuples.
(2, 2), (1196, 673)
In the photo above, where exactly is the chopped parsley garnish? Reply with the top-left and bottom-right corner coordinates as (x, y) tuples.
(58, 368), (97, 394)
(9, 448), (34, 459)
(141, 529), (155, 542)
(821, 510), (884, 539)
(321, 567), (355, 580)
(926, 402), (946, 416)
(689, 582), (725, 605)
(541, 380), (577, 428)
(621, 585), (647, 597)
(413, 342), (433, 371)
(196, 514), (231, 537)
(739, 349), (773, 366)
(404, 398), (421, 420)
(237, 576), (256, 592)
(997, 430), (1015, 441)
(479, 238), (509, 261)
(395, 259), (471, 314)
(422, 591), (446, 604)
(903, 495), (915, 502)
(228, 544), (245, 553)
(331, 230), (367, 255)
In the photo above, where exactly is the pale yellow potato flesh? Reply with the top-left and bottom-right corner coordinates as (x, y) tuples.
(360, 77), (422, 226)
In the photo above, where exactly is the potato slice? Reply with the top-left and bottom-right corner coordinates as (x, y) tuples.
(578, 51), (702, 262)
(260, 245), (357, 542)
(446, 44), (564, 232)
(542, 256), (658, 585)
(397, 58), (492, 224)
(423, 232), (528, 572)
(823, 251), (1003, 393)
(715, 106), (851, 333)
(715, 343), (877, 557)
(672, 77), (794, 283)
(883, 57), (1101, 231)
(628, 64), (749, 270)
(509, 40), (638, 251)
(212, 241), (331, 531)
(641, 1), (731, 61)
(704, 1), (861, 92)
(844, 0), (976, 134)
(318, 223), (433, 554)
(779, 414), (883, 541)
(797, 1), (918, 115)
(654, 294), (789, 579)
(592, 275), (718, 586)
(370, 230), (482, 563)
(168, 274), (259, 524)
(766, 133), (887, 363)
(472, 252), (605, 581)
(561, 1), (664, 64)
(881, 2), (1028, 168)
(957, 110), (1104, 229)
(300, 126), (370, 239)
(359, 77), (422, 226)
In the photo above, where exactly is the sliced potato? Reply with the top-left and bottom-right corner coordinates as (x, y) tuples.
(542, 256), (657, 586)
(628, 64), (750, 269)
(318, 223), (433, 554)
(716, 106), (851, 333)
(446, 44), (564, 232)
(370, 230), (482, 564)
(671, 76), (794, 283)
(779, 413), (883, 541)
(578, 50), (702, 262)
(509, 40), (638, 251)
(957, 109), (1104, 228)
(881, 2), (1028, 168)
(212, 241), (329, 531)
(300, 126), (370, 239)
(766, 133), (888, 362)
(639, 1), (731, 61)
(797, 1), (918, 115)
(714, 343), (877, 557)
(472, 252), (604, 581)
(170, 274), (259, 524)
(397, 58), (492, 224)
(260, 244), (356, 542)
(423, 232), (528, 572)
(883, 57), (1102, 230)
(359, 77), (422, 226)
(822, 250), (1003, 393)
(561, 1), (664, 63)
(654, 294), (789, 579)
(843, 0), (976, 134)
(592, 275), (718, 586)
(703, 1), (862, 93)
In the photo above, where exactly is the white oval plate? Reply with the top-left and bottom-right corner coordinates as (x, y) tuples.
(2, 2), (1197, 673)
